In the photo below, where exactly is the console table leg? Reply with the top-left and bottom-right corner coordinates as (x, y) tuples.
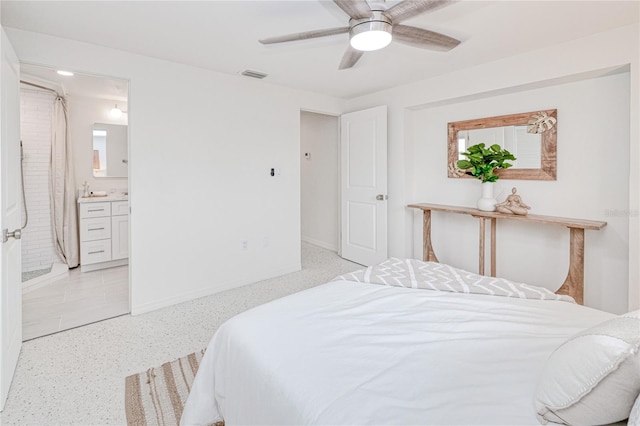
(557, 227), (585, 305)
(491, 218), (496, 277)
(423, 210), (439, 262)
(479, 218), (486, 275)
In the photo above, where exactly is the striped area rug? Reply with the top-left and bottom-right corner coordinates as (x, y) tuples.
(125, 349), (221, 426)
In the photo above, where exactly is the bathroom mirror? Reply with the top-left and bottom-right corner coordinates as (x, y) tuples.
(447, 109), (557, 180)
(92, 123), (128, 178)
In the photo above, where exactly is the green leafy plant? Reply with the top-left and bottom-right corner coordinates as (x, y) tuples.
(457, 143), (516, 183)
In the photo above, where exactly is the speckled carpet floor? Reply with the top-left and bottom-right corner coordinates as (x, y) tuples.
(1, 243), (360, 425)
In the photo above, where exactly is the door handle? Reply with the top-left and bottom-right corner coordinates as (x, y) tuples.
(376, 194), (387, 201)
(2, 228), (21, 243)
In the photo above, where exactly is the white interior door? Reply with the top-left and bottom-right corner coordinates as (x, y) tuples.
(0, 29), (22, 411)
(340, 105), (387, 265)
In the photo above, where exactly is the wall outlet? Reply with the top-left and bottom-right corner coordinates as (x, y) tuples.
(241, 240), (248, 251)
(262, 236), (269, 248)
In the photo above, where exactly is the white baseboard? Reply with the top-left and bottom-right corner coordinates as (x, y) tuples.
(81, 258), (128, 273)
(301, 236), (337, 252)
(130, 262), (302, 315)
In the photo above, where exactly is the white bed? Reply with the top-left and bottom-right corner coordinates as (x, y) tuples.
(181, 261), (615, 426)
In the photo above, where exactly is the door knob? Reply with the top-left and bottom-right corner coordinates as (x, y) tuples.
(376, 194), (387, 201)
(2, 228), (21, 243)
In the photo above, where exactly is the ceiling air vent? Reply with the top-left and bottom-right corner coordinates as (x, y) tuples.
(241, 70), (268, 79)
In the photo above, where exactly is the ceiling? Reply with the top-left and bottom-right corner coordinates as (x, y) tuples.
(2, 1), (639, 99)
(20, 63), (128, 101)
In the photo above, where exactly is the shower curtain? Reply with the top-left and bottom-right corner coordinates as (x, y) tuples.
(50, 96), (79, 268)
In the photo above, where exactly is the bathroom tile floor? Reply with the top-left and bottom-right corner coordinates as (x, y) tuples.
(22, 265), (129, 341)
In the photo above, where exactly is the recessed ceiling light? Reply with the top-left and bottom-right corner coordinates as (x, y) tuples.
(56, 70), (74, 76)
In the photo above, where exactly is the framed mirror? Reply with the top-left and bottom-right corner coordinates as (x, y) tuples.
(92, 123), (128, 178)
(447, 109), (557, 180)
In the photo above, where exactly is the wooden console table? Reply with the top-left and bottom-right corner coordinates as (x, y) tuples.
(407, 203), (607, 305)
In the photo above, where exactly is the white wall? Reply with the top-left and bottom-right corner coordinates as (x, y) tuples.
(19, 88), (59, 272)
(68, 96), (128, 193)
(410, 73), (629, 314)
(346, 24), (639, 314)
(5, 28), (346, 314)
(300, 111), (339, 251)
(6, 24), (638, 314)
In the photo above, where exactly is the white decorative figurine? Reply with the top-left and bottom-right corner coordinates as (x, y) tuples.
(495, 187), (530, 215)
(82, 181), (90, 198)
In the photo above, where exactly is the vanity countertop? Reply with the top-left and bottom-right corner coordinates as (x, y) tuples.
(77, 195), (128, 204)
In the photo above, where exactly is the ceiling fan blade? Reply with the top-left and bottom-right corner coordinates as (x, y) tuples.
(333, 0), (372, 19)
(259, 27), (349, 45)
(386, 0), (454, 23)
(338, 46), (364, 70)
(393, 25), (461, 51)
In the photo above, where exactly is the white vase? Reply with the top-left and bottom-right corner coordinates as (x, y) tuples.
(477, 182), (497, 212)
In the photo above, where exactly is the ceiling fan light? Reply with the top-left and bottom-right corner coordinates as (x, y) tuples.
(350, 21), (392, 51)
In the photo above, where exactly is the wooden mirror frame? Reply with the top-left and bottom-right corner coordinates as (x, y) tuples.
(447, 109), (557, 180)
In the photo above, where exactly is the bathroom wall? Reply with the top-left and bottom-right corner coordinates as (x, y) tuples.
(19, 87), (59, 272)
(68, 96), (128, 194)
(300, 111), (339, 251)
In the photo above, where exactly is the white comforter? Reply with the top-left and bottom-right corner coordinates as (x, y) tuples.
(181, 280), (613, 426)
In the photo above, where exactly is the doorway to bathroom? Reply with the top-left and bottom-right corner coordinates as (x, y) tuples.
(19, 64), (130, 340)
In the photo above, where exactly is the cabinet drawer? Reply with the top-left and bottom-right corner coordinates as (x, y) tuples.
(79, 202), (111, 218)
(112, 201), (129, 216)
(80, 239), (112, 265)
(80, 217), (112, 242)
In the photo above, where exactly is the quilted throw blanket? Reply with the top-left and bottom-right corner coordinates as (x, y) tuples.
(335, 258), (574, 303)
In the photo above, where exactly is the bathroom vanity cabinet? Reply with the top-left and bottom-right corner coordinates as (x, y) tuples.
(78, 197), (129, 272)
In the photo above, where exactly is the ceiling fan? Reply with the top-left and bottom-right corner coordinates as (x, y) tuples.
(259, 0), (461, 70)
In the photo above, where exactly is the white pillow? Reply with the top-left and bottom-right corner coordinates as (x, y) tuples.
(535, 310), (640, 425)
(630, 393), (640, 426)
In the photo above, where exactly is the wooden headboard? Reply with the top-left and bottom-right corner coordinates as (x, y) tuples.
(407, 203), (607, 305)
